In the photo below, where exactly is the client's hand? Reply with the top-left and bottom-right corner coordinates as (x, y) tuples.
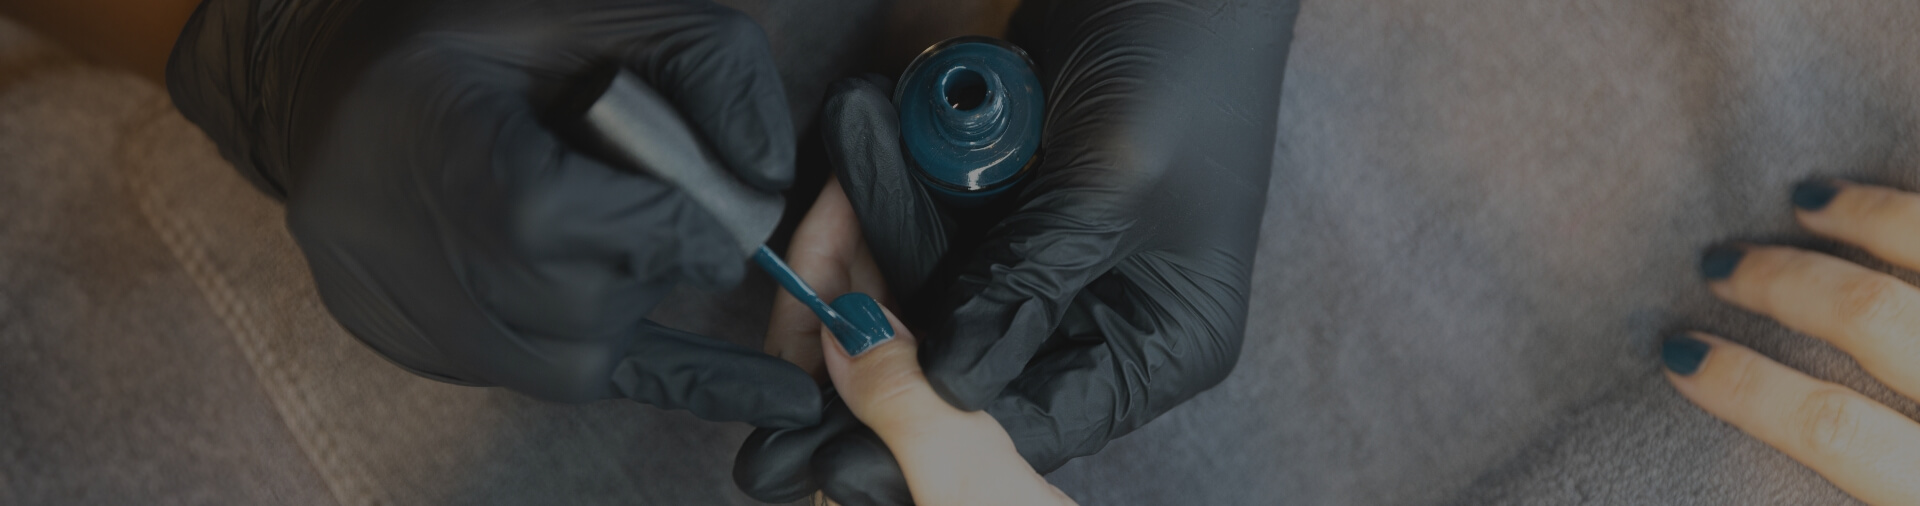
(1668, 180), (1920, 505)
(765, 177), (1076, 506)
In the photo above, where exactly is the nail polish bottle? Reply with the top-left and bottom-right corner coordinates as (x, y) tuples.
(894, 36), (1043, 206)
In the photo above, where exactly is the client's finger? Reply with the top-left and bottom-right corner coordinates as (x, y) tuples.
(1663, 332), (1920, 505)
(1793, 180), (1920, 271)
(819, 297), (1075, 506)
(765, 175), (886, 382)
(1703, 245), (1920, 401)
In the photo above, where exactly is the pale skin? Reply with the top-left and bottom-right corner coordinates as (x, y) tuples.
(770, 175), (1076, 506)
(1671, 180), (1920, 505)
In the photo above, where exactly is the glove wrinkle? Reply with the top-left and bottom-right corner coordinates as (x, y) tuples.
(301, 236), (478, 384)
(925, 208), (1131, 410)
(172, 0), (816, 425)
(614, 320), (824, 427)
(734, 392), (864, 502)
(733, 0), (1298, 501)
(636, 6), (795, 191)
(825, 75), (952, 300)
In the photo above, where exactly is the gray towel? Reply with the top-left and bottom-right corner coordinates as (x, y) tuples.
(8, 0), (1920, 504)
(1137, 1), (1914, 504)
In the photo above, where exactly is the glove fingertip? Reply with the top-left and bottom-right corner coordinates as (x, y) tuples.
(665, 193), (753, 289)
(733, 427), (818, 502)
(813, 430), (911, 506)
(736, 157), (795, 193)
(825, 73), (893, 107)
(822, 77), (897, 140)
(732, 393), (867, 502)
(723, 108), (796, 192)
(615, 326), (825, 427)
(742, 382), (824, 429)
(713, 63), (794, 193)
(685, 250), (750, 290)
(855, 73), (895, 93)
(647, 5), (796, 193)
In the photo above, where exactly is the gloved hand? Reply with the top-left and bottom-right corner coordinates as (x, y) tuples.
(167, 0), (822, 426)
(733, 0), (1301, 502)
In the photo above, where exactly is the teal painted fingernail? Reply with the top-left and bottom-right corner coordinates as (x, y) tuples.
(829, 293), (894, 356)
(1662, 333), (1710, 376)
(1791, 180), (1840, 211)
(1700, 245), (1745, 281)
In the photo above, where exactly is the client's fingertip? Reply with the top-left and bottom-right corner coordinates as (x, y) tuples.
(1661, 332), (1711, 377)
(1655, 330), (1920, 504)
(1791, 179), (1843, 212)
(830, 293), (896, 357)
(1658, 331), (1732, 402)
(1700, 244), (1748, 282)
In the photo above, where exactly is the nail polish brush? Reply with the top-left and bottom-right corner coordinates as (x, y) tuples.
(564, 67), (890, 350)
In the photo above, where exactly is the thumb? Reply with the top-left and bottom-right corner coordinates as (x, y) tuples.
(818, 292), (940, 434)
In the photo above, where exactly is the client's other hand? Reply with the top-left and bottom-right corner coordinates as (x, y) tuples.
(1668, 180), (1920, 505)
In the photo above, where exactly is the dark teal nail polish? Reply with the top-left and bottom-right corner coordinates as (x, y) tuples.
(1700, 245), (1745, 281)
(756, 246), (864, 344)
(1791, 180), (1840, 212)
(1661, 333), (1710, 376)
(829, 293), (894, 356)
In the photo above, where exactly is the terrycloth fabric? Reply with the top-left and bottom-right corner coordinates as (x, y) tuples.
(0, 45), (339, 506)
(6, 0), (1920, 505)
(1093, 1), (1915, 504)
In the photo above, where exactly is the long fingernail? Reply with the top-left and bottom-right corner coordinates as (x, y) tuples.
(1661, 333), (1710, 376)
(829, 293), (894, 356)
(1791, 180), (1840, 211)
(1700, 245), (1745, 281)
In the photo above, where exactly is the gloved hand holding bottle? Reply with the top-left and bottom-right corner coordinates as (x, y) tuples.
(734, 0), (1302, 502)
(168, 0), (823, 426)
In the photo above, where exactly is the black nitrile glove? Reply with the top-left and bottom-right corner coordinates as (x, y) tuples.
(168, 0), (822, 426)
(733, 0), (1301, 502)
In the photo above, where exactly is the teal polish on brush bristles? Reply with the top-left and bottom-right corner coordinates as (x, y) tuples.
(752, 246), (894, 355)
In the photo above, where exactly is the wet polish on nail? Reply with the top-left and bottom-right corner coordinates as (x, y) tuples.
(830, 293), (894, 356)
(752, 246), (895, 356)
(1700, 245), (1745, 281)
(1662, 333), (1710, 376)
(1791, 180), (1840, 212)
